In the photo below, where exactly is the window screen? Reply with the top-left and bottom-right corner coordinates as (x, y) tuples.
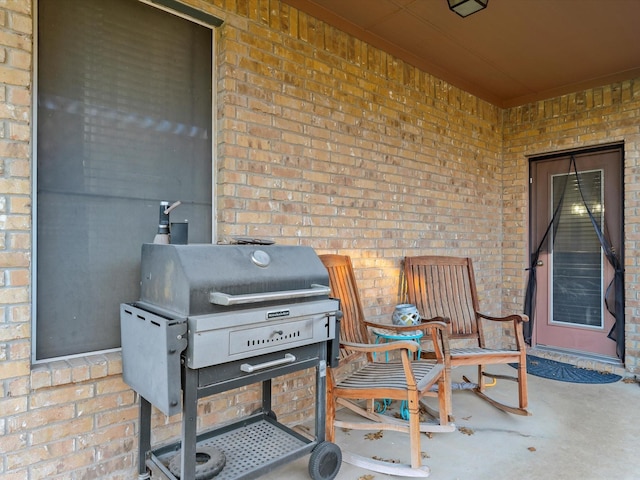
(36, 0), (213, 360)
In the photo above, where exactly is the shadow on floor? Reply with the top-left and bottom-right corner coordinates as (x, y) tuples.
(265, 364), (640, 480)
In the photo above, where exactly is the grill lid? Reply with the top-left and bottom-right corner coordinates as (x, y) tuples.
(138, 244), (330, 316)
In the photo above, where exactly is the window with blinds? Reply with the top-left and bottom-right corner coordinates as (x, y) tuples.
(36, 0), (214, 360)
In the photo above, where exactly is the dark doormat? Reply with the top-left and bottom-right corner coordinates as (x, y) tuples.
(510, 355), (622, 384)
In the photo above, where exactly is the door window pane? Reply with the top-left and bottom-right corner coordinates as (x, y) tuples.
(551, 171), (603, 327)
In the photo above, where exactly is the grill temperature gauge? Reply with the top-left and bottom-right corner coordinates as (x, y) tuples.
(251, 250), (271, 267)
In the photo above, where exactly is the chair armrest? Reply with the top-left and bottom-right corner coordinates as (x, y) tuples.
(366, 321), (450, 361)
(363, 320), (450, 363)
(477, 312), (529, 323)
(476, 312), (529, 351)
(340, 339), (420, 354)
(421, 315), (451, 325)
(419, 320), (450, 363)
(363, 317), (449, 333)
(339, 341), (425, 390)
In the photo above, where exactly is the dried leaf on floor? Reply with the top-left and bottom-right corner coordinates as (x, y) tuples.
(365, 430), (384, 440)
(458, 426), (474, 435)
(421, 451), (431, 459)
(372, 456), (400, 464)
(358, 475), (375, 480)
(528, 446), (537, 452)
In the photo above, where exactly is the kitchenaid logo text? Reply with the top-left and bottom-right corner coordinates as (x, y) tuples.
(267, 310), (291, 319)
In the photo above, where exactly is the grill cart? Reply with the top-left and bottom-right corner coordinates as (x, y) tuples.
(121, 244), (342, 480)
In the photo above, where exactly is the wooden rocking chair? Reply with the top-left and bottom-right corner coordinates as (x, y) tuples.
(404, 255), (530, 416)
(320, 254), (454, 478)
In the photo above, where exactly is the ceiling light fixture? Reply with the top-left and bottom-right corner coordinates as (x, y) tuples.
(447, 0), (488, 17)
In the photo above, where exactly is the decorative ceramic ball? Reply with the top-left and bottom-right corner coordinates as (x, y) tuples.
(392, 304), (421, 326)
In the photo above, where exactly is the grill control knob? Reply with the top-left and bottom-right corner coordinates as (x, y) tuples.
(251, 250), (271, 267)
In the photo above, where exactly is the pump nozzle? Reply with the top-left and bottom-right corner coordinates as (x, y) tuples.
(153, 201), (173, 244)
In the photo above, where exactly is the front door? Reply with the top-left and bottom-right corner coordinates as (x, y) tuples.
(530, 146), (623, 358)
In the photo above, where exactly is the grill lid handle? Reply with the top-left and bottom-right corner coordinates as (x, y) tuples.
(209, 284), (331, 306)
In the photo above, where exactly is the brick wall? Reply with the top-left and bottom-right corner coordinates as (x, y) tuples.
(216, 1), (505, 321)
(502, 84), (640, 373)
(0, 0), (638, 478)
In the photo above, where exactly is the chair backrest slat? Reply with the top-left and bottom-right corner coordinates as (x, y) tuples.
(320, 254), (372, 363)
(405, 256), (479, 339)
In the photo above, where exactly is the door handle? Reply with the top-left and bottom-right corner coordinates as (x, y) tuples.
(536, 260), (544, 266)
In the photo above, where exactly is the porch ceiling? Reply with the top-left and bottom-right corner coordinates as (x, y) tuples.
(280, 0), (640, 108)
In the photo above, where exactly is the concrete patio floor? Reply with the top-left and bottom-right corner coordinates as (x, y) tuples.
(265, 359), (640, 480)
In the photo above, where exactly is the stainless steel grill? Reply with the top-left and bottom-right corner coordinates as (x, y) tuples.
(121, 244), (341, 480)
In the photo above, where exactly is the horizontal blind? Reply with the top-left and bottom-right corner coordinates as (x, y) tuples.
(37, 0), (212, 360)
(552, 171), (603, 326)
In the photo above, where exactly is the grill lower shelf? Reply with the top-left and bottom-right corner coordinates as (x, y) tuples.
(148, 415), (312, 480)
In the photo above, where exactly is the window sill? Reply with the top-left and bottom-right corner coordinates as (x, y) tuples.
(30, 351), (122, 391)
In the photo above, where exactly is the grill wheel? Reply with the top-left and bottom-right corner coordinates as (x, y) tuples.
(308, 441), (342, 480)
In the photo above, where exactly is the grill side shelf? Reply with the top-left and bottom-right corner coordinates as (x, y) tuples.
(120, 304), (187, 416)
